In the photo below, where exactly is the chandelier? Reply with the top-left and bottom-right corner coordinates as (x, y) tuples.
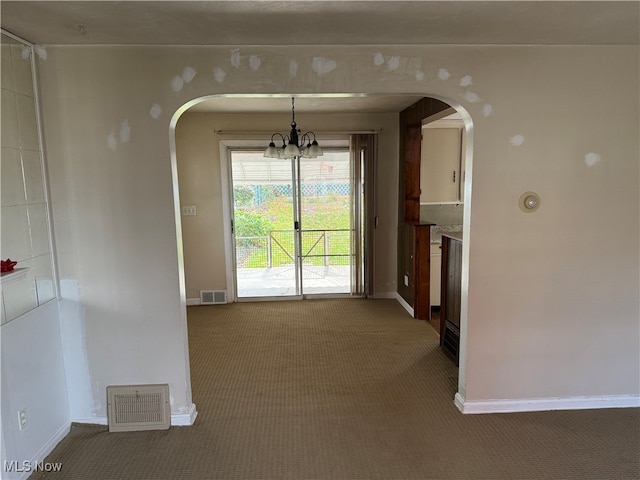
(264, 97), (323, 159)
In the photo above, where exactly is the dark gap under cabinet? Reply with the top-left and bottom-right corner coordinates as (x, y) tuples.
(440, 232), (462, 365)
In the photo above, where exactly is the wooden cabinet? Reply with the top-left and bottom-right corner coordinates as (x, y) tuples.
(440, 233), (462, 365)
(396, 97), (452, 315)
(412, 223), (433, 320)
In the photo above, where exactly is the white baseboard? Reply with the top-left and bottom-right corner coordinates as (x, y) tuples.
(186, 298), (200, 306)
(73, 403), (198, 427)
(372, 292), (414, 317)
(455, 392), (640, 414)
(395, 293), (414, 317)
(72, 416), (107, 425)
(171, 403), (198, 426)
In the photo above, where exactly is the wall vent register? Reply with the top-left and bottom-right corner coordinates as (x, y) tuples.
(107, 384), (170, 432)
(200, 290), (227, 304)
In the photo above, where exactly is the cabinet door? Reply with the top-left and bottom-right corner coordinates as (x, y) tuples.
(420, 126), (462, 203)
(413, 225), (431, 320)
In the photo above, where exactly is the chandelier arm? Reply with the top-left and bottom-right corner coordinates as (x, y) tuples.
(304, 131), (317, 142)
(270, 133), (286, 143)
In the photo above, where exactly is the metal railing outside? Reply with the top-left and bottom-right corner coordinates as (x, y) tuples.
(235, 229), (351, 268)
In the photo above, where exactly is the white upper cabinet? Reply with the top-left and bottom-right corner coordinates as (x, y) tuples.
(420, 114), (466, 204)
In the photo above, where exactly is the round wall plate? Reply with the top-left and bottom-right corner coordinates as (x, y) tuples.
(519, 191), (540, 213)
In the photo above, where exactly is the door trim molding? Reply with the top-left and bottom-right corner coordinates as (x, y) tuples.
(219, 141), (238, 303)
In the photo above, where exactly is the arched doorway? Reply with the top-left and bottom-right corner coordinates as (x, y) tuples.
(169, 93), (474, 403)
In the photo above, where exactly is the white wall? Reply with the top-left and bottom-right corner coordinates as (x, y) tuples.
(1, 301), (69, 480)
(36, 45), (639, 420)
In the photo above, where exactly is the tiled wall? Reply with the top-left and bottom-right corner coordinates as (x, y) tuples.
(1, 33), (55, 324)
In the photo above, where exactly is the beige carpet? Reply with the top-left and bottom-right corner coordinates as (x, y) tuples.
(32, 299), (640, 479)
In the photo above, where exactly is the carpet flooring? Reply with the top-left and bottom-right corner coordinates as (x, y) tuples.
(31, 299), (640, 479)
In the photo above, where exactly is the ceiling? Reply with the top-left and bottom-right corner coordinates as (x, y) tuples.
(1, 1), (638, 46)
(185, 94), (426, 114)
(1, 1), (637, 115)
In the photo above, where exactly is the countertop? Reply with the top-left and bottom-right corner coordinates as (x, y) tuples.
(424, 223), (463, 244)
(441, 231), (463, 242)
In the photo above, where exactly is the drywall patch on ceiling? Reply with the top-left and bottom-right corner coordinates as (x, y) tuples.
(438, 68), (450, 81)
(249, 55), (261, 71)
(230, 49), (241, 68)
(585, 152), (602, 167)
(107, 132), (117, 151)
(312, 57), (337, 76)
(415, 70), (425, 81)
(482, 104), (493, 117)
(213, 67), (227, 83)
(387, 56), (400, 71)
(149, 103), (162, 120)
(289, 59), (298, 78)
(459, 75), (473, 87)
(171, 75), (184, 93)
(510, 134), (525, 146)
(373, 52), (385, 66)
(119, 120), (130, 143)
(182, 66), (197, 84)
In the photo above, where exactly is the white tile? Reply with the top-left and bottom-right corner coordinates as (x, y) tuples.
(1, 147), (26, 206)
(0, 291), (6, 325)
(27, 203), (51, 257)
(1, 40), (14, 92)
(21, 149), (45, 204)
(2, 263), (38, 321)
(0, 205), (31, 261)
(29, 253), (55, 304)
(15, 94), (39, 150)
(1, 89), (19, 148)
(10, 43), (33, 97)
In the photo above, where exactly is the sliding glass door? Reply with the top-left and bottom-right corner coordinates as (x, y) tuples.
(230, 148), (362, 299)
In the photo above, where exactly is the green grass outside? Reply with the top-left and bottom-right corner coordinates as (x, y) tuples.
(240, 194), (352, 268)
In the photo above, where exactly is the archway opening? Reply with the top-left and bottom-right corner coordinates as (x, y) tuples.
(169, 93), (474, 405)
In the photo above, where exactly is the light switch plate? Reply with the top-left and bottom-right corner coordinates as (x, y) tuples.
(182, 206), (197, 216)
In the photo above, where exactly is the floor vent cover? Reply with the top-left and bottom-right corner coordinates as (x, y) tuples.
(200, 290), (226, 305)
(107, 384), (170, 432)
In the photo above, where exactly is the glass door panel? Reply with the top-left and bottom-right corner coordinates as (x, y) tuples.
(230, 151), (300, 298)
(298, 152), (352, 295)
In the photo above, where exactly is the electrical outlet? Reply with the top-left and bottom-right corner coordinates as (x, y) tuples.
(18, 408), (27, 431)
(404, 274), (409, 286)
